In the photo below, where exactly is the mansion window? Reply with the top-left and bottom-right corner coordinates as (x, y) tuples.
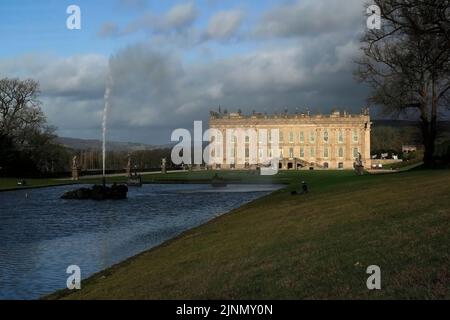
(323, 130), (329, 142)
(299, 131), (305, 143)
(338, 129), (344, 143)
(338, 147), (344, 158)
(324, 146), (329, 158)
(289, 132), (294, 143)
(259, 149), (264, 159)
(353, 147), (359, 158)
(289, 148), (294, 158)
(258, 131), (266, 144)
(300, 147), (305, 158)
(310, 130), (315, 143)
(279, 131), (284, 142)
(310, 146), (316, 157)
(352, 129), (359, 142)
(245, 147), (249, 158)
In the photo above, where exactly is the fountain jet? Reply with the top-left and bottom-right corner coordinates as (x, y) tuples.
(102, 75), (112, 186)
(61, 72), (128, 200)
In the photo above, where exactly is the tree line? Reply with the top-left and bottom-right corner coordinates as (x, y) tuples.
(75, 149), (173, 173)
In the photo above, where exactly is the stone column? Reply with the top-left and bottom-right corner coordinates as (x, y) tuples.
(71, 167), (80, 180)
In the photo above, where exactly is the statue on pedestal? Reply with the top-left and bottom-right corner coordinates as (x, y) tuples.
(71, 155), (80, 180)
(127, 156), (142, 187)
(354, 152), (365, 176)
(161, 158), (167, 174)
(126, 154), (132, 178)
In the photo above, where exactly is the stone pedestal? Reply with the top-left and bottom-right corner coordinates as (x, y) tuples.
(72, 167), (80, 180)
(354, 164), (365, 176)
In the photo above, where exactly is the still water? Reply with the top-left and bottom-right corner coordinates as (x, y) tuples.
(0, 183), (281, 299)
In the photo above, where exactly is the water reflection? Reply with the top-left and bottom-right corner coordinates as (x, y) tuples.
(0, 183), (281, 299)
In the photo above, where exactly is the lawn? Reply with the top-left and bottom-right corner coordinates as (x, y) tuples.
(0, 178), (75, 191)
(46, 168), (450, 299)
(78, 169), (364, 187)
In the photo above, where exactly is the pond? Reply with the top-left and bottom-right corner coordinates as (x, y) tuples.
(0, 183), (282, 299)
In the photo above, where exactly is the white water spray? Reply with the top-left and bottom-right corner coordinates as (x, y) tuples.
(102, 75), (112, 179)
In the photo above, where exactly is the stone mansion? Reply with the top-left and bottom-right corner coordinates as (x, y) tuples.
(208, 109), (371, 170)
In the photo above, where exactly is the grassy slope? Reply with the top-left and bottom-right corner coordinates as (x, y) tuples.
(50, 169), (449, 299)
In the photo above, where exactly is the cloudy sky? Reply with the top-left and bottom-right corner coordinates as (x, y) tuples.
(0, 0), (372, 144)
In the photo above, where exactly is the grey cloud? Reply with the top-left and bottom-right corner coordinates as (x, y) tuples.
(205, 10), (244, 40)
(0, 54), (108, 137)
(102, 36), (368, 143)
(256, 0), (365, 38)
(107, 44), (184, 129)
(164, 2), (198, 30)
(117, 2), (198, 36)
(0, 54), (108, 100)
(121, 12), (154, 35)
(98, 22), (119, 37)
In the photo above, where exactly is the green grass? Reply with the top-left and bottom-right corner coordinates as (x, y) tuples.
(47, 169), (450, 300)
(0, 178), (74, 191)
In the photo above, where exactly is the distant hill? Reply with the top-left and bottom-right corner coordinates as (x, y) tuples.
(56, 137), (173, 152)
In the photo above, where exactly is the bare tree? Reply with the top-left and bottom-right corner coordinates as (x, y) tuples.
(356, 0), (450, 166)
(0, 78), (72, 176)
(0, 78), (45, 143)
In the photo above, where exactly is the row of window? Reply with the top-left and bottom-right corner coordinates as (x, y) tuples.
(214, 147), (360, 159)
(217, 162), (346, 169)
(281, 129), (359, 143)
(284, 162), (346, 169)
(284, 147), (359, 159)
(216, 129), (360, 144)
